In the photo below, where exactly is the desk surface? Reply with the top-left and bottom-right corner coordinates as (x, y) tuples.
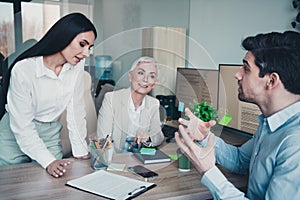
(0, 131), (249, 200)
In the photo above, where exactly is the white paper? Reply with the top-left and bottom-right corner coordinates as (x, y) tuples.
(66, 170), (155, 200)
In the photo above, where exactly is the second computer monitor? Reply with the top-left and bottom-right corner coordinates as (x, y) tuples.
(218, 64), (261, 135)
(175, 67), (219, 113)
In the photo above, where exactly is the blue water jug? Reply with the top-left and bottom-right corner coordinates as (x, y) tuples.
(95, 55), (112, 80)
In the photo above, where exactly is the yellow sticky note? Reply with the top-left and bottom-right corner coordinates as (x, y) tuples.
(140, 148), (156, 155)
(218, 114), (232, 126)
(107, 163), (126, 171)
(168, 154), (178, 160)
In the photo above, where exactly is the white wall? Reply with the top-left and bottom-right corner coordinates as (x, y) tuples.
(92, 0), (297, 86)
(93, 0), (190, 87)
(188, 0), (296, 69)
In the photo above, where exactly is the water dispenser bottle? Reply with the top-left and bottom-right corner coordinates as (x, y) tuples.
(95, 55), (112, 80)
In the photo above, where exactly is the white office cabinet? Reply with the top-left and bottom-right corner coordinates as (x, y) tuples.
(142, 27), (186, 97)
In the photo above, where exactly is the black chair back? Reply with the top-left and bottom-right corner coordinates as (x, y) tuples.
(0, 53), (7, 119)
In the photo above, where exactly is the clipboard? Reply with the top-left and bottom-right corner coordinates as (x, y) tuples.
(65, 170), (156, 200)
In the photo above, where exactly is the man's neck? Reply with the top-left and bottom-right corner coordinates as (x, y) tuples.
(260, 91), (300, 117)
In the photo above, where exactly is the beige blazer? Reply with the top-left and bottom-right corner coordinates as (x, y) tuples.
(96, 88), (164, 152)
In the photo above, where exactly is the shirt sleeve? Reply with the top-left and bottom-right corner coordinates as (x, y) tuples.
(148, 98), (164, 147)
(214, 136), (253, 174)
(66, 67), (88, 157)
(96, 92), (114, 139)
(7, 63), (56, 168)
(201, 166), (249, 200)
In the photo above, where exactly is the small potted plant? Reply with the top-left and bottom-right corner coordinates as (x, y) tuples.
(187, 100), (218, 122)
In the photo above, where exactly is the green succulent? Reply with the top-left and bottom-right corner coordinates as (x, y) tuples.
(186, 100), (218, 122)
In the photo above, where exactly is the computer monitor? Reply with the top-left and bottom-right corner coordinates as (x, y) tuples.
(175, 67), (219, 117)
(218, 64), (261, 135)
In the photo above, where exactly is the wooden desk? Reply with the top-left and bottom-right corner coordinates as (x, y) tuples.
(0, 133), (249, 200)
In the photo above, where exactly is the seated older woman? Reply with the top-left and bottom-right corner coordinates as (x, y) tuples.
(96, 56), (164, 153)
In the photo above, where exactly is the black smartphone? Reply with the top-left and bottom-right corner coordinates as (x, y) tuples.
(128, 165), (158, 178)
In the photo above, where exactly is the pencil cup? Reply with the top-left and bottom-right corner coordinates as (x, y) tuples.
(177, 149), (190, 172)
(90, 146), (113, 170)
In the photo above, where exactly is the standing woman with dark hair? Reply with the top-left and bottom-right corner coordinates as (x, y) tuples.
(0, 13), (97, 178)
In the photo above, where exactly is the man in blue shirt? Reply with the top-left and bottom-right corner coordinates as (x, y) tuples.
(175, 31), (300, 199)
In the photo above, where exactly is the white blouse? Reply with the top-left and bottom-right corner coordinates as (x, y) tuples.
(127, 92), (146, 137)
(6, 56), (88, 168)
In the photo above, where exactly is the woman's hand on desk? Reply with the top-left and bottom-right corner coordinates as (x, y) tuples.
(136, 129), (150, 144)
(178, 108), (216, 142)
(46, 159), (71, 178)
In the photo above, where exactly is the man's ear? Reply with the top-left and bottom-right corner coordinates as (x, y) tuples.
(266, 72), (280, 89)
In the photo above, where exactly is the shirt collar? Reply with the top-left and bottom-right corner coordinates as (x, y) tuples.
(267, 101), (300, 132)
(36, 56), (73, 78)
(129, 91), (146, 113)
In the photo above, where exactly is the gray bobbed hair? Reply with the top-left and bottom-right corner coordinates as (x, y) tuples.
(129, 56), (159, 80)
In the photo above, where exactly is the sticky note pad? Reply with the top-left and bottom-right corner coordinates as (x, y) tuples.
(107, 163), (126, 171)
(178, 101), (185, 112)
(218, 114), (232, 126)
(168, 154), (178, 160)
(140, 148), (156, 155)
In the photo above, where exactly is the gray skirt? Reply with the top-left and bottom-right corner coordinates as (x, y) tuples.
(0, 112), (63, 166)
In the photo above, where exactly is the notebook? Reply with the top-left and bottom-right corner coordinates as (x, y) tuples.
(66, 170), (156, 200)
(133, 149), (171, 164)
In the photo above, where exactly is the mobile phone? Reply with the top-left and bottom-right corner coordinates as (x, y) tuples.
(128, 165), (158, 178)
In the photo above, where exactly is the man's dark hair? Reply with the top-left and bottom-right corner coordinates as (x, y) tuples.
(242, 31), (300, 95)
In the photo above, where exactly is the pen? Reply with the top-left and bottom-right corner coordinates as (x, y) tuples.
(93, 156), (100, 167)
(102, 135), (111, 150)
(107, 139), (114, 148)
(128, 137), (138, 149)
(128, 186), (147, 197)
(90, 139), (97, 149)
(94, 140), (101, 149)
(101, 134), (109, 149)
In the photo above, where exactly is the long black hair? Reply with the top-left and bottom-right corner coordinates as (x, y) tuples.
(2, 12), (97, 106)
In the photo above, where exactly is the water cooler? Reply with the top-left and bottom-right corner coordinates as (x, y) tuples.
(95, 55), (112, 80)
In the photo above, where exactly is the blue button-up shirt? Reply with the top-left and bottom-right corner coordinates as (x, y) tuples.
(201, 101), (300, 199)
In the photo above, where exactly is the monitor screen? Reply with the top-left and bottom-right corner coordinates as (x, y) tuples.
(218, 64), (261, 135)
(175, 67), (219, 116)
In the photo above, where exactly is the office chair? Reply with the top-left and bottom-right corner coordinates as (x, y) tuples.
(95, 79), (115, 98)
(94, 83), (115, 116)
(0, 53), (6, 120)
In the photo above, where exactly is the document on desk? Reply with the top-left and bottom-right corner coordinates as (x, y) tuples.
(66, 170), (156, 200)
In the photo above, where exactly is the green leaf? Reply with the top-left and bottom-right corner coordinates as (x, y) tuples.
(185, 99), (218, 122)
